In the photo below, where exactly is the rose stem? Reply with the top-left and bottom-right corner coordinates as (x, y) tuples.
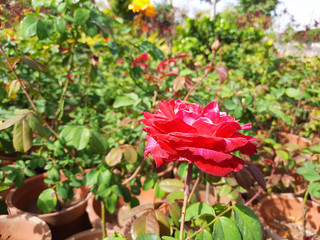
(179, 163), (193, 240)
(205, 181), (210, 204)
(188, 172), (202, 203)
(183, 52), (215, 102)
(101, 201), (107, 238)
(122, 156), (147, 185)
(302, 188), (309, 240)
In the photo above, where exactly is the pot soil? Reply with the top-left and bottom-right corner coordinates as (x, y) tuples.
(258, 193), (320, 240)
(6, 173), (92, 239)
(0, 214), (51, 240)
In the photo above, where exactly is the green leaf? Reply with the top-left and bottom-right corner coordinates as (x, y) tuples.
(14, 171), (25, 188)
(143, 174), (154, 191)
(113, 96), (135, 108)
(0, 115), (25, 130)
(167, 191), (184, 203)
(219, 185), (232, 197)
(105, 147), (123, 166)
(154, 210), (170, 236)
(36, 19), (55, 40)
(60, 126), (76, 144)
(276, 150), (289, 160)
(233, 204), (262, 240)
(309, 182), (320, 199)
(154, 181), (166, 199)
(74, 8), (90, 26)
(56, 181), (73, 202)
(212, 203), (231, 217)
(98, 184), (111, 198)
(123, 146), (137, 164)
(37, 188), (57, 214)
(152, 46), (164, 60)
(20, 16), (39, 38)
(57, 2), (66, 13)
(213, 216), (241, 240)
(158, 179), (184, 193)
(13, 119), (33, 152)
(32, 0), (52, 8)
(196, 229), (213, 240)
(72, 127), (91, 150)
(27, 113), (46, 137)
(97, 170), (112, 187)
(185, 202), (215, 221)
(169, 202), (181, 227)
(285, 88), (301, 100)
(108, 41), (120, 55)
(90, 131), (107, 153)
(131, 213), (160, 239)
(224, 99), (236, 110)
(85, 169), (99, 185)
(297, 165), (320, 181)
(56, 18), (67, 33)
(20, 56), (48, 72)
(106, 192), (118, 214)
(268, 106), (291, 125)
(136, 233), (161, 240)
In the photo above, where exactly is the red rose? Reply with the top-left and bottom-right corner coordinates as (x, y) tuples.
(141, 100), (257, 177)
(117, 58), (124, 64)
(156, 61), (165, 72)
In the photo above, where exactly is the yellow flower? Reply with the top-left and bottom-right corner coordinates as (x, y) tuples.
(128, 0), (150, 13)
(268, 39), (273, 46)
(143, 4), (156, 17)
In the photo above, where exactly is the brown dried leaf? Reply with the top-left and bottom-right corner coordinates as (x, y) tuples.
(214, 65), (228, 79)
(173, 76), (185, 92)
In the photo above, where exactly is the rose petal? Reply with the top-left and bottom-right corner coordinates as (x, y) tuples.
(193, 156), (245, 177)
(177, 147), (233, 163)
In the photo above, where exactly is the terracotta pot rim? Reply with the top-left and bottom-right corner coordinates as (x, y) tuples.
(0, 213), (52, 239)
(6, 172), (92, 217)
(65, 228), (105, 240)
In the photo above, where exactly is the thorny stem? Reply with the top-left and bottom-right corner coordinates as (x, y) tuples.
(186, 205), (233, 240)
(205, 181), (210, 205)
(0, 44), (37, 112)
(0, 44), (61, 139)
(122, 156), (147, 185)
(290, 86), (305, 135)
(302, 187), (309, 240)
(101, 201), (107, 238)
(183, 52), (215, 101)
(188, 172), (202, 203)
(179, 163), (193, 240)
(54, 30), (77, 126)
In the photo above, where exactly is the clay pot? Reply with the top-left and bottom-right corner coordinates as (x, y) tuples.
(66, 228), (116, 240)
(259, 193), (320, 239)
(0, 214), (52, 240)
(0, 152), (16, 166)
(6, 173), (92, 239)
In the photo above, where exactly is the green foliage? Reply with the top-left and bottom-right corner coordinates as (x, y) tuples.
(238, 0), (279, 16)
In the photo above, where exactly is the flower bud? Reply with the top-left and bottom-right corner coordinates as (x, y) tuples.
(211, 39), (220, 51)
